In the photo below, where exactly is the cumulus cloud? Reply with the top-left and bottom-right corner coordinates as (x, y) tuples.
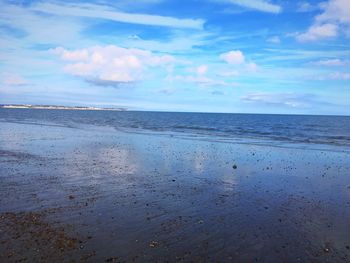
(167, 61), (242, 87)
(52, 45), (175, 87)
(296, 23), (338, 42)
(316, 0), (350, 25)
(220, 50), (258, 73)
(220, 50), (245, 64)
(296, 0), (350, 42)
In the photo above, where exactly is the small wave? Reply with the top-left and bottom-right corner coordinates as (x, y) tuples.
(173, 125), (218, 132)
(1, 109), (349, 149)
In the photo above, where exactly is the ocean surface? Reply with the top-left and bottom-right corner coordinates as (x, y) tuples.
(1, 108), (350, 149)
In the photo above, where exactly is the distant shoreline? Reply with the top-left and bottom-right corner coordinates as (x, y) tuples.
(0, 104), (127, 111)
(1, 105), (348, 117)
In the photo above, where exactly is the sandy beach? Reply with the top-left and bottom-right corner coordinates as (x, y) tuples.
(1, 119), (350, 262)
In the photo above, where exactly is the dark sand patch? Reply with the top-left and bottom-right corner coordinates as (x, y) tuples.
(0, 211), (92, 262)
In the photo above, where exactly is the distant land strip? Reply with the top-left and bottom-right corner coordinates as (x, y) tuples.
(0, 104), (127, 111)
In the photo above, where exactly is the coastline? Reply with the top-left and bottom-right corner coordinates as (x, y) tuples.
(0, 105), (127, 111)
(1, 120), (350, 262)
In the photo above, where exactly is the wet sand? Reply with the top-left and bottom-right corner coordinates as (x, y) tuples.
(1, 121), (350, 262)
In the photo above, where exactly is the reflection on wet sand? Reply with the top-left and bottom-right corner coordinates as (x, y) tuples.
(1, 121), (350, 262)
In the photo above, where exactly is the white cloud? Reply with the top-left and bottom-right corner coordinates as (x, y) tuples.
(1, 73), (27, 86)
(316, 0), (350, 25)
(219, 0), (282, 14)
(32, 2), (205, 29)
(327, 72), (350, 80)
(296, 23), (338, 42)
(52, 45), (175, 86)
(246, 62), (258, 72)
(218, 70), (240, 77)
(220, 50), (258, 73)
(297, 2), (318, 12)
(312, 58), (349, 66)
(220, 50), (245, 64)
(166, 74), (236, 87)
(0, 1), (210, 54)
(306, 71), (350, 80)
(0, 3), (84, 45)
(296, 0), (350, 42)
(197, 65), (208, 75)
(242, 92), (312, 108)
(267, 36), (281, 44)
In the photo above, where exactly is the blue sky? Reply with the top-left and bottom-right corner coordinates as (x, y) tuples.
(0, 0), (349, 115)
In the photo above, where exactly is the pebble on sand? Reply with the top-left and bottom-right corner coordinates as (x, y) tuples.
(149, 241), (159, 248)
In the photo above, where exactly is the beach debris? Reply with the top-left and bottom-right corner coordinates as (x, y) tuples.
(232, 164), (237, 169)
(149, 241), (159, 248)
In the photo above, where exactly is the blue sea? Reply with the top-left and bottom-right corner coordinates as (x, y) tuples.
(1, 109), (350, 149)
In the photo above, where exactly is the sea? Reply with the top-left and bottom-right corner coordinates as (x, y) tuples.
(1, 109), (349, 150)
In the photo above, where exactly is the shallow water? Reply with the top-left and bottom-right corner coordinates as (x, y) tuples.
(1, 109), (350, 148)
(1, 109), (350, 262)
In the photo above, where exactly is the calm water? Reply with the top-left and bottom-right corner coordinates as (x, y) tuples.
(1, 108), (350, 148)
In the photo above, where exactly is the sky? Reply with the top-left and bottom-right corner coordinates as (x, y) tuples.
(0, 0), (349, 115)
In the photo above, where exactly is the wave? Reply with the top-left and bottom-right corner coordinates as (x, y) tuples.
(1, 109), (349, 148)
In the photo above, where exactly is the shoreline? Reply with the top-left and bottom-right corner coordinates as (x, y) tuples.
(1, 120), (350, 262)
(0, 105), (127, 111)
(1, 106), (349, 117)
(2, 117), (349, 154)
